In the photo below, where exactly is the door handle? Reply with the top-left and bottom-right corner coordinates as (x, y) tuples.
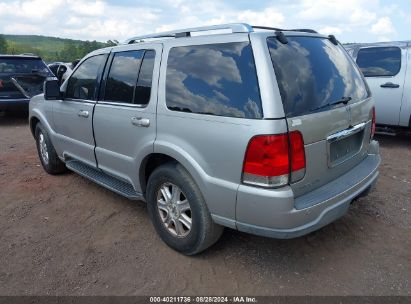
(380, 82), (400, 88)
(131, 117), (150, 127)
(78, 110), (89, 118)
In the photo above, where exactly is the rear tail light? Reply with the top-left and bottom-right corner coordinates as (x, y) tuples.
(242, 131), (306, 188)
(289, 131), (305, 172)
(371, 106), (376, 139)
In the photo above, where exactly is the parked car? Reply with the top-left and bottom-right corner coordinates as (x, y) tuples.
(345, 41), (411, 132)
(0, 54), (52, 115)
(29, 24), (380, 255)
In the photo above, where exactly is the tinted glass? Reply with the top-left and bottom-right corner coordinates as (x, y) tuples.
(105, 51), (144, 103)
(356, 47), (401, 77)
(66, 55), (105, 100)
(48, 64), (59, 76)
(0, 58), (51, 75)
(134, 50), (155, 105)
(166, 42), (262, 119)
(267, 37), (369, 118)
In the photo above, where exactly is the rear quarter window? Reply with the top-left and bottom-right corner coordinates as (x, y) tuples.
(0, 58), (50, 75)
(267, 36), (369, 118)
(166, 42), (262, 119)
(356, 47), (401, 77)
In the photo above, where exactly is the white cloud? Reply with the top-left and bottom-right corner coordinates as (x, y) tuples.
(3, 23), (43, 35)
(0, 0), (63, 20)
(69, 0), (106, 17)
(237, 7), (285, 27)
(349, 8), (376, 26)
(0, 0), (409, 43)
(319, 26), (342, 35)
(297, 0), (378, 22)
(371, 17), (396, 35)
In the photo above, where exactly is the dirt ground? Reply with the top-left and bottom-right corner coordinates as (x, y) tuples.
(0, 115), (410, 296)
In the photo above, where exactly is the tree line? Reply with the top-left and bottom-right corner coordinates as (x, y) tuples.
(0, 34), (117, 62)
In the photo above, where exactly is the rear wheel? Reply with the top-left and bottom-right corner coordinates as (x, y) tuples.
(146, 162), (223, 255)
(35, 123), (67, 174)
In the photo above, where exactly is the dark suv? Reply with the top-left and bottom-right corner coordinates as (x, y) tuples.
(0, 54), (52, 114)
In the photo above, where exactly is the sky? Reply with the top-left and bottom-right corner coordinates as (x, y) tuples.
(0, 0), (410, 43)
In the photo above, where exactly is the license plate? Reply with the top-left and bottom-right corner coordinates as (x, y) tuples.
(327, 123), (365, 167)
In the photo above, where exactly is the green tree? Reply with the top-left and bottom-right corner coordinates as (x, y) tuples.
(0, 34), (8, 53)
(106, 40), (118, 47)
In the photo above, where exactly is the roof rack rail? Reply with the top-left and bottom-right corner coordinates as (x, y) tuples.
(125, 23), (254, 44)
(252, 25), (283, 31)
(253, 26), (318, 34)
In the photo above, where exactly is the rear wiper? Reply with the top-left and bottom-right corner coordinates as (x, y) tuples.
(309, 96), (352, 112)
(333, 96), (352, 106)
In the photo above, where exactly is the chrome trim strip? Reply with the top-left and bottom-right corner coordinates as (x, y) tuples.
(327, 122), (366, 143)
(125, 23), (254, 44)
(97, 100), (148, 108)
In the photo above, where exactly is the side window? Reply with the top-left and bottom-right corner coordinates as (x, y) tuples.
(104, 50), (144, 103)
(134, 50), (155, 105)
(66, 55), (105, 100)
(166, 42), (263, 119)
(104, 49), (155, 105)
(356, 47), (401, 77)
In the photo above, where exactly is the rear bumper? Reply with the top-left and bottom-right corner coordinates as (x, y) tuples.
(234, 140), (381, 239)
(0, 98), (30, 111)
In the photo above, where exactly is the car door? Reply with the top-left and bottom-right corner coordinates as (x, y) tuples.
(53, 54), (107, 167)
(93, 43), (161, 191)
(356, 44), (407, 126)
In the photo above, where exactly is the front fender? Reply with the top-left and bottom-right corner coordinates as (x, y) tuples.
(29, 95), (61, 156)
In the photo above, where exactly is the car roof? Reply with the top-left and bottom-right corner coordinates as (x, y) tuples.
(85, 23), (329, 59)
(121, 23), (326, 47)
(344, 40), (411, 49)
(0, 54), (42, 59)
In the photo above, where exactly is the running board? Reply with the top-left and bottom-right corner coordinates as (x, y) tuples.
(65, 160), (143, 200)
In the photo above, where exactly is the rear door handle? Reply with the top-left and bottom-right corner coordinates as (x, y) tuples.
(78, 110), (89, 118)
(380, 82), (400, 88)
(131, 117), (150, 127)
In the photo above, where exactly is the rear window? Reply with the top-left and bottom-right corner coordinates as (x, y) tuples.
(267, 37), (369, 118)
(0, 58), (50, 75)
(166, 42), (262, 119)
(356, 47), (401, 77)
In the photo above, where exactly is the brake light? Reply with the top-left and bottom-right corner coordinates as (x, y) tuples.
(242, 131), (305, 188)
(289, 131), (305, 172)
(371, 107), (376, 139)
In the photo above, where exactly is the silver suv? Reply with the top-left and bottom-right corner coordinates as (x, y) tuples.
(29, 24), (381, 255)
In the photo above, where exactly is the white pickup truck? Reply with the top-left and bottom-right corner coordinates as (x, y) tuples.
(345, 41), (411, 133)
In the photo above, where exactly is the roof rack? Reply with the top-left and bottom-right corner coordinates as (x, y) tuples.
(125, 23), (254, 44)
(124, 23), (319, 44)
(253, 26), (318, 34)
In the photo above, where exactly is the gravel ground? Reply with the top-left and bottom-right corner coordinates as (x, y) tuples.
(0, 116), (410, 296)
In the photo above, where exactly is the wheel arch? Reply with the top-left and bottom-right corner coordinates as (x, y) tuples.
(139, 153), (177, 195)
(139, 149), (208, 200)
(29, 116), (41, 137)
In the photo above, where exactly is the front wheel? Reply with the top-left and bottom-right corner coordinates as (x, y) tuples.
(146, 162), (223, 255)
(35, 123), (67, 175)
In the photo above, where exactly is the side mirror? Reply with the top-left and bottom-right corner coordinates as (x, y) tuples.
(44, 79), (61, 100)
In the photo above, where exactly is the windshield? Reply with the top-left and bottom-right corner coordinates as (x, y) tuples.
(267, 36), (370, 117)
(0, 58), (51, 75)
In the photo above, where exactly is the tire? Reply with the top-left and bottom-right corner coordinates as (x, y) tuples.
(35, 123), (67, 175)
(146, 162), (223, 255)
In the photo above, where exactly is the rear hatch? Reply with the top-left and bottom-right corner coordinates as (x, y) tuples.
(0, 57), (51, 99)
(266, 35), (373, 201)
